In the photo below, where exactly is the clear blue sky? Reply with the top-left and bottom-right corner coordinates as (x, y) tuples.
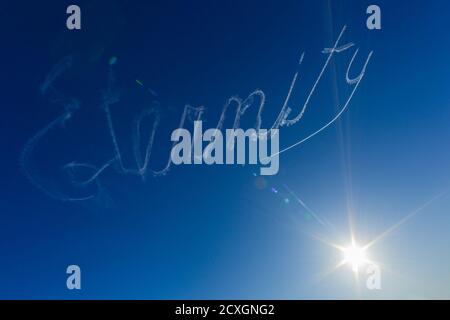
(1, 0), (450, 299)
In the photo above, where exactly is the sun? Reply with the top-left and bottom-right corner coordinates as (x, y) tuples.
(342, 244), (368, 272)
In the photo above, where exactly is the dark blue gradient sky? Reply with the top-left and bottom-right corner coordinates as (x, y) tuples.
(1, 0), (450, 299)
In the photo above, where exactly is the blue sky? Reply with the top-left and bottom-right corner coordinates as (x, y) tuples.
(1, 0), (450, 299)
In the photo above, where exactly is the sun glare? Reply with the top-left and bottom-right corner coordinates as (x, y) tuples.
(343, 244), (367, 272)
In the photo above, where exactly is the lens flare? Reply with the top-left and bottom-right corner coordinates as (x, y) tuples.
(343, 244), (367, 272)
